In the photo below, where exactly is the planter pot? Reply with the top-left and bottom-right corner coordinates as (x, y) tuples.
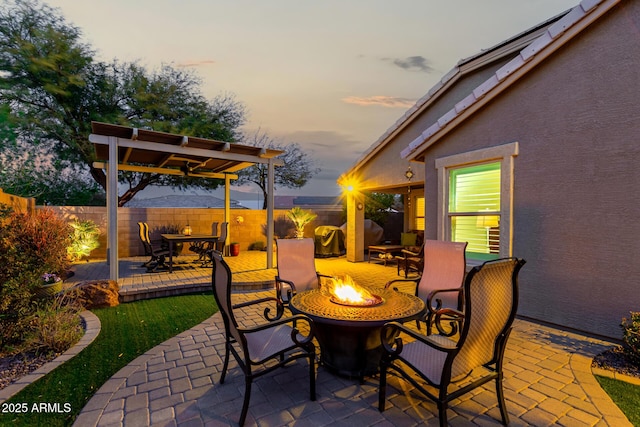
(36, 281), (62, 298)
(230, 243), (240, 257)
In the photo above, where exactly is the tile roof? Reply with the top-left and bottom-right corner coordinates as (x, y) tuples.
(401, 0), (618, 161)
(342, 0), (618, 176)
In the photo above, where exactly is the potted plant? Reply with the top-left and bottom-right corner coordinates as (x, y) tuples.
(286, 207), (317, 239)
(36, 273), (63, 298)
(230, 242), (240, 256)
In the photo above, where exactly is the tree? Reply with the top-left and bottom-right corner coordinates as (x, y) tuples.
(234, 131), (320, 209)
(0, 0), (245, 206)
(341, 192), (398, 225)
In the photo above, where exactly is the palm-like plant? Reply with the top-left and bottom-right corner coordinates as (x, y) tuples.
(286, 207), (317, 238)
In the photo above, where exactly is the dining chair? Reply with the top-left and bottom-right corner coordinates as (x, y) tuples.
(396, 242), (424, 278)
(202, 221), (227, 267)
(386, 240), (467, 333)
(137, 221), (171, 272)
(215, 221), (228, 252)
(275, 238), (330, 306)
(211, 251), (316, 426)
(190, 221), (219, 262)
(378, 257), (526, 426)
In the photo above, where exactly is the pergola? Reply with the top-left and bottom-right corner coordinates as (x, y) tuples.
(89, 121), (284, 281)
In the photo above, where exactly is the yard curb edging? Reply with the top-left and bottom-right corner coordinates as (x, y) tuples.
(71, 312), (220, 427)
(592, 366), (640, 386)
(568, 352), (634, 426)
(0, 310), (101, 404)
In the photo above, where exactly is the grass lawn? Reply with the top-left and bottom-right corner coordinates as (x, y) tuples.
(596, 376), (640, 426)
(1, 292), (217, 427)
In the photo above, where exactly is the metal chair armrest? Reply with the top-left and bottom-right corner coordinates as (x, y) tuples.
(239, 314), (315, 345)
(381, 321), (457, 356)
(384, 278), (419, 292)
(400, 248), (419, 257)
(234, 296), (285, 321)
(425, 287), (463, 310)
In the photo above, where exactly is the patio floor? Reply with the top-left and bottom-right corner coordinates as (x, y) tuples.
(62, 252), (631, 426)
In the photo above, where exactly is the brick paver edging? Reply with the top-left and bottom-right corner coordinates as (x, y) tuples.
(71, 313), (219, 427)
(0, 310), (101, 403)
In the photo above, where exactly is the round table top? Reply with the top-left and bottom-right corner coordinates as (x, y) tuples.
(290, 287), (425, 327)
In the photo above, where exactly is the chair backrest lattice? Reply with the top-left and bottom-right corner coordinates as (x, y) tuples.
(276, 238), (319, 293)
(417, 240), (467, 307)
(451, 258), (525, 379)
(211, 251), (242, 344)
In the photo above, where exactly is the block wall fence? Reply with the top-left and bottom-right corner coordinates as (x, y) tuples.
(0, 188), (35, 214)
(42, 206), (343, 259)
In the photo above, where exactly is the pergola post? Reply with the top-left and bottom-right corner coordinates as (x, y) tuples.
(266, 159), (275, 268)
(224, 174), (231, 255)
(346, 191), (365, 262)
(90, 122), (284, 277)
(107, 136), (119, 281)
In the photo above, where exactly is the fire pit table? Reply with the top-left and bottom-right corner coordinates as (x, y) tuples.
(289, 286), (425, 379)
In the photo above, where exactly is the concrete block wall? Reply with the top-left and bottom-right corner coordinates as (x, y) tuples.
(43, 206), (343, 259)
(0, 188), (35, 214)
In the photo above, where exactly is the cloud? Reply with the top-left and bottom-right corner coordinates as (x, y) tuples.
(176, 60), (216, 68)
(383, 55), (433, 73)
(341, 95), (416, 108)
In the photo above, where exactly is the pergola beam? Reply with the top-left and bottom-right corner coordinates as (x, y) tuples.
(89, 134), (284, 166)
(93, 162), (238, 180)
(90, 122), (282, 282)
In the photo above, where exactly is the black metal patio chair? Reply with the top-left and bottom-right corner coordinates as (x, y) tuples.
(378, 257), (526, 426)
(211, 251), (317, 426)
(137, 221), (171, 272)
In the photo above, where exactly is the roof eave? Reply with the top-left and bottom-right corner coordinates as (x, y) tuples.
(403, 0), (620, 162)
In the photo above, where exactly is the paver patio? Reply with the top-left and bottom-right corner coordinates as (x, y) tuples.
(58, 252), (633, 426)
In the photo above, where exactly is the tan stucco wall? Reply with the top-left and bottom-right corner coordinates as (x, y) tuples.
(411, 2), (639, 339)
(354, 56), (515, 193)
(44, 207), (342, 259)
(0, 188), (35, 214)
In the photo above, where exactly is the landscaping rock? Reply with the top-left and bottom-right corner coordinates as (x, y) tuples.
(70, 280), (120, 308)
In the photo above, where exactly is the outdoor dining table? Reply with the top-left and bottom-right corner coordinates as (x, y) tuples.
(289, 286), (425, 379)
(161, 233), (219, 272)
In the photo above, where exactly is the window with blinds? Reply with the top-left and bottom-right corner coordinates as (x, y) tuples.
(448, 162), (500, 256)
(414, 196), (425, 230)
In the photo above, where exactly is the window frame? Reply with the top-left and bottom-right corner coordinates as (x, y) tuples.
(435, 142), (519, 260)
(413, 195), (425, 231)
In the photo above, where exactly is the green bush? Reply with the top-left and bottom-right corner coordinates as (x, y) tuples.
(0, 207), (74, 352)
(621, 311), (640, 366)
(0, 208), (72, 283)
(67, 219), (100, 261)
(24, 294), (83, 354)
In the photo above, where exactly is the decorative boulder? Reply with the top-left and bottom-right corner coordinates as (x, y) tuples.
(70, 280), (120, 309)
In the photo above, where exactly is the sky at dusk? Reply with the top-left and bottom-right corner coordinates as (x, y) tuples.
(45, 0), (579, 197)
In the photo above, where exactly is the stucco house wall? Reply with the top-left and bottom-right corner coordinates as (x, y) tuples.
(415, 1), (640, 339)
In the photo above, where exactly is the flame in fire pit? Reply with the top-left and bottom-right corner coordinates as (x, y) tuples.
(324, 275), (383, 307)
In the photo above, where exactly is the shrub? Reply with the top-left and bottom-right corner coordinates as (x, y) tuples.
(0, 208), (73, 283)
(0, 271), (46, 349)
(287, 207), (317, 238)
(24, 294), (83, 354)
(262, 215), (295, 239)
(67, 219), (100, 261)
(621, 312), (640, 366)
(0, 207), (74, 352)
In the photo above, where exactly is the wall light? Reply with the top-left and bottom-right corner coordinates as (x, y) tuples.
(405, 166), (414, 181)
